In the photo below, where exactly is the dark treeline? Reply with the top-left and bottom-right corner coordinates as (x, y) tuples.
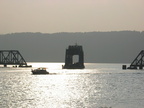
(0, 31), (144, 63)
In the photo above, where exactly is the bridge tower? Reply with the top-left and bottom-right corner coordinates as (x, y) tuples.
(0, 50), (32, 67)
(63, 44), (85, 69)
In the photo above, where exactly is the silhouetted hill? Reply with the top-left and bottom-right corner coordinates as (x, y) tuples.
(0, 31), (144, 63)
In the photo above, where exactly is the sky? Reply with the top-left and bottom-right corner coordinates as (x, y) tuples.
(0, 0), (144, 34)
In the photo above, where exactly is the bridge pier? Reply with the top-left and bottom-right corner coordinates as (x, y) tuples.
(122, 65), (127, 70)
(4, 64), (7, 67)
(63, 44), (85, 69)
(139, 66), (143, 69)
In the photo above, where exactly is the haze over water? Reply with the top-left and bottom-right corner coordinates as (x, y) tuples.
(1, 0), (144, 107)
(0, 63), (144, 108)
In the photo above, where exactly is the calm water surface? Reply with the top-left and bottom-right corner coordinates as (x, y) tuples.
(0, 63), (144, 108)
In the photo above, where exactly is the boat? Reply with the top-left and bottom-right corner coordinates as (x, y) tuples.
(31, 67), (49, 74)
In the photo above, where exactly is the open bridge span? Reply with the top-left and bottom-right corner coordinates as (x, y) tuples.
(0, 50), (31, 67)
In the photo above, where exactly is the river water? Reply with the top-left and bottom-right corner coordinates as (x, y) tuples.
(0, 63), (144, 108)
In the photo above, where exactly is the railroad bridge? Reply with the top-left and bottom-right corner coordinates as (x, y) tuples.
(123, 50), (144, 69)
(0, 50), (31, 67)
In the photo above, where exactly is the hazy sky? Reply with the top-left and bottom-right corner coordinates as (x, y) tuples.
(0, 0), (144, 34)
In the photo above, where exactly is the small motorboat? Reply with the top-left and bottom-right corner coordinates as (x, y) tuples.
(31, 67), (49, 74)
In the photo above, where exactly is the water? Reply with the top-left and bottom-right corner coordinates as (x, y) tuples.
(0, 63), (144, 108)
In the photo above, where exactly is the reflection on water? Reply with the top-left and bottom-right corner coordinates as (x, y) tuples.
(0, 63), (144, 108)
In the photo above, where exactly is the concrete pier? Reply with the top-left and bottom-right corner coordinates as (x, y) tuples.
(63, 44), (85, 69)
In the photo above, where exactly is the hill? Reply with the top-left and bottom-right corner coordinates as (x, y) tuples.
(0, 31), (144, 63)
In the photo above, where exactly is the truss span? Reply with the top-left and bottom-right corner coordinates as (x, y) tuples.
(123, 50), (144, 69)
(0, 50), (32, 67)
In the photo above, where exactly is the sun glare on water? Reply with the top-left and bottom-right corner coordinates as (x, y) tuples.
(30, 62), (63, 69)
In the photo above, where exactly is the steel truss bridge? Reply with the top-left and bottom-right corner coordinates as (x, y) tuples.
(128, 50), (144, 69)
(0, 50), (31, 67)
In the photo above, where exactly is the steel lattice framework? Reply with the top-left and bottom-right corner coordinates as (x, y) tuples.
(0, 50), (29, 67)
(128, 50), (144, 69)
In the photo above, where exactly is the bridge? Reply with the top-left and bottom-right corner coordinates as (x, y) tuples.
(123, 50), (144, 69)
(0, 50), (32, 67)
